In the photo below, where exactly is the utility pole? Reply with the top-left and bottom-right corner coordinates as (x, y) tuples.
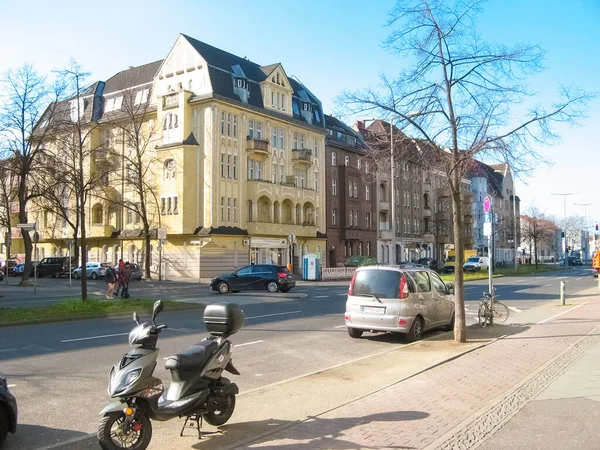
(551, 193), (577, 258)
(574, 202), (594, 262)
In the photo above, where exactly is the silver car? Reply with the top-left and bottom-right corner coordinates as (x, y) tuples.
(345, 266), (455, 341)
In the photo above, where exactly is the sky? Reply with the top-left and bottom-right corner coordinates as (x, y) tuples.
(1, 0), (598, 226)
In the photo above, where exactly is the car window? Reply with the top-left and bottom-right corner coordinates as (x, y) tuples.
(352, 269), (400, 299)
(403, 272), (417, 293)
(236, 266), (253, 275)
(466, 257), (479, 263)
(430, 272), (448, 295)
(252, 265), (267, 273)
(414, 271), (431, 293)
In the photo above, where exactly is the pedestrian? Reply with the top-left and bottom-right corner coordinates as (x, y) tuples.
(121, 262), (132, 298)
(114, 259), (125, 296)
(105, 263), (116, 299)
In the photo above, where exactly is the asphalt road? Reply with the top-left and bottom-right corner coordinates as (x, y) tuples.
(0, 266), (594, 450)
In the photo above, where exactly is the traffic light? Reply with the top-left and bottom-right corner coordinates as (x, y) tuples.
(561, 231), (565, 238)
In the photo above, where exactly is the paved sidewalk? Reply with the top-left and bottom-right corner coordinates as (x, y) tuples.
(229, 299), (600, 449)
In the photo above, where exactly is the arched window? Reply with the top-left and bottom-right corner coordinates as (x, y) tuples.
(424, 193), (430, 209)
(162, 113), (179, 144)
(247, 200), (253, 222)
(92, 204), (103, 224)
(164, 159), (176, 179)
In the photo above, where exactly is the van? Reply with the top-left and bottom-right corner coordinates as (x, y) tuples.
(345, 266), (455, 342)
(463, 256), (490, 272)
(443, 249), (477, 273)
(36, 257), (77, 278)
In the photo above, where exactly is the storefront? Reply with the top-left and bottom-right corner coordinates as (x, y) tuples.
(249, 237), (289, 266)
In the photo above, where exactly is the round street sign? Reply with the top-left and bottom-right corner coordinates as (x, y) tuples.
(483, 196), (491, 213)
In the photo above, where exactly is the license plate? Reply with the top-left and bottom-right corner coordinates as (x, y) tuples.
(362, 306), (385, 314)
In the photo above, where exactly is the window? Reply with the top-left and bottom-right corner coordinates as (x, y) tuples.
(337, 131), (343, 139)
(162, 113), (179, 144)
(365, 213), (371, 229)
(280, 164), (284, 183)
(314, 171), (318, 191)
(357, 159), (361, 170)
(332, 152), (337, 166)
(332, 179), (337, 196)
(365, 162), (369, 174)
(164, 159), (176, 179)
(349, 183), (353, 197)
(349, 210), (353, 226)
(415, 272), (431, 293)
(248, 120), (254, 139)
(227, 114), (231, 136)
(227, 198), (231, 221)
(233, 156), (238, 179)
(221, 112), (225, 135)
(366, 185), (371, 201)
(313, 137), (318, 157)
(173, 196), (178, 214)
(272, 127), (278, 148)
(272, 163), (277, 183)
(233, 116), (237, 138)
(293, 133), (298, 149)
(271, 91), (275, 107)
(221, 153), (225, 177)
(256, 122), (263, 139)
(161, 198), (166, 215)
(248, 158), (254, 179)
(227, 155), (231, 178)
(233, 198), (237, 222)
(221, 197), (225, 221)
(344, 155), (350, 166)
(353, 182), (358, 199)
(279, 129), (285, 149)
(332, 208), (337, 225)
(282, 94), (285, 111)
(354, 210), (358, 227)
(134, 89), (149, 105)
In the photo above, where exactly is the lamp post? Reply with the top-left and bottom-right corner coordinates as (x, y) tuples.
(574, 202), (594, 262)
(551, 193), (577, 257)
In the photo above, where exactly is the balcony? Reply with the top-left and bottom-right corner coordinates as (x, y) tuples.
(163, 93), (178, 109)
(378, 230), (394, 240)
(379, 201), (390, 211)
(423, 232), (435, 241)
(342, 228), (362, 240)
(423, 207), (432, 218)
(246, 137), (270, 161)
(246, 221), (317, 238)
(291, 149), (313, 168)
(246, 179), (317, 203)
(423, 181), (431, 192)
(90, 224), (116, 238)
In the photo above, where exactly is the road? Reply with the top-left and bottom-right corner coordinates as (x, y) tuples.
(0, 266), (594, 450)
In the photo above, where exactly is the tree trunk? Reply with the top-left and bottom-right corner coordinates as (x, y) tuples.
(451, 179), (466, 343)
(144, 228), (151, 280)
(534, 237), (538, 269)
(18, 177), (32, 286)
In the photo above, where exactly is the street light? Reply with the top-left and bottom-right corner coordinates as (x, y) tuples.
(551, 192), (577, 256)
(574, 202), (594, 261)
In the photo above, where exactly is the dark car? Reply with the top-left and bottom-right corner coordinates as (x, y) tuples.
(417, 258), (439, 272)
(0, 376), (17, 447)
(210, 264), (296, 294)
(36, 257), (77, 278)
(0, 260), (18, 276)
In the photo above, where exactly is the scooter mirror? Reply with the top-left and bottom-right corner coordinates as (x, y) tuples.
(152, 300), (164, 324)
(132, 312), (140, 325)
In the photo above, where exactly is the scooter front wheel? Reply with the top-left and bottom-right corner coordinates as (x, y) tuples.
(98, 411), (152, 450)
(203, 393), (236, 426)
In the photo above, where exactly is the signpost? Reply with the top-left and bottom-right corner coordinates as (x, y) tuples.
(483, 196), (493, 324)
(157, 228), (167, 281)
(32, 231), (39, 295)
(4, 232), (11, 286)
(64, 238), (74, 287)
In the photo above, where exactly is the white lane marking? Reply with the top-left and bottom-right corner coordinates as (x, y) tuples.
(508, 306), (523, 313)
(7, 384), (16, 388)
(544, 284), (552, 287)
(338, 293), (347, 296)
(315, 295), (329, 298)
(236, 340), (265, 347)
(334, 325), (346, 329)
(537, 302), (589, 325)
(0, 348), (17, 353)
(576, 277), (583, 281)
(515, 279), (526, 282)
(60, 332), (129, 343)
(245, 310), (301, 320)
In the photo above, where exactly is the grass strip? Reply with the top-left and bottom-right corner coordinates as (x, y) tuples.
(440, 264), (565, 282)
(0, 298), (203, 325)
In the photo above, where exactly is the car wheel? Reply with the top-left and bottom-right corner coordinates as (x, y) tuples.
(406, 316), (423, 342)
(0, 405), (8, 448)
(266, 281), (279, 293)
(73, 272), (80, 279)
(217, 282), (229, 294)
(91, 272), (98, 280)
(347, 327), (363, 339)
(444, 313), (455, 332)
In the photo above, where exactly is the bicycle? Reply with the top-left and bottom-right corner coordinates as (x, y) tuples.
(478, 292), (509, 327)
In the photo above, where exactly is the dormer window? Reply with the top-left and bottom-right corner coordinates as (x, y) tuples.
(236, 78), (247, 89)
(302, 103), (311, 112)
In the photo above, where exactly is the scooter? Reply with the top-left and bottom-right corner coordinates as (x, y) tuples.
(97, 300), (245, 450)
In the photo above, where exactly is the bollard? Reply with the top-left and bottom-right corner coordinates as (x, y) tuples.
(560, 280), (566, 306)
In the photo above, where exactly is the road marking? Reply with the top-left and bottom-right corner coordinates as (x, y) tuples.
(576, 277), (583, 281)
(515, 279), (526, 282)
(544, 284), (552, 287)
(508, 306), (523, 313)
(0, 348), (17, 353)
(60, 332), (129, 343)
(236, 340), (264, 347)
(315, 295), (329, 298)
(334, 325), (346, 329)
(338, 293), (347, 296)
(7, 384), (16, 388)
(537, 302), (588, 324)
(245, 310), (301, 320)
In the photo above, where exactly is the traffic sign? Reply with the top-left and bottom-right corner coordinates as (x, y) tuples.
(484, 212), (491, 223)
(483, 222), (492, 237)
(32, 231), (40, 243)
(483, 196), (491, 213)
(17, 223), (36, 231)
(157, 228), (167, 240)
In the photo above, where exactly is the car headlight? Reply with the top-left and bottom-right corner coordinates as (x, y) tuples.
(114, 369), (142, 394)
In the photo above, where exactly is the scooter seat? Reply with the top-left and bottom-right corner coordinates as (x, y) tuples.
(165, 339), (218, 371)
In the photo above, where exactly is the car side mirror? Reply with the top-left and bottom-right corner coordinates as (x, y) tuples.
(447, 283), (455, 295)
(233, 272), (239, 277)
(152, 300), (164, 324)
(132, 312), (140, 325)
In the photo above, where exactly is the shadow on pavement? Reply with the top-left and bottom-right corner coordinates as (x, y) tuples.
(3, 424), (91, 450)
(191, 410), (429, 450)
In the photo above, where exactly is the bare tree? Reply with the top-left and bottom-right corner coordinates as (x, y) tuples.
(337, 0), (592, 342)
(520, 207), (555, 268)
(564, 216), (585, 252)
(100, 85), (161, 279)
(0, 64), (63, 285)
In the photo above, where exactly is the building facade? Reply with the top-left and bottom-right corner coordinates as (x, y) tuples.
(324, 115), (376, 267)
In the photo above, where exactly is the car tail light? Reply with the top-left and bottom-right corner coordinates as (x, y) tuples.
(277, 272), (287, 279)
(399, 319), (407, 325)
(344, 313), (350, 321)
(399, 274), (409, 299)
(348, 273), (357, 295)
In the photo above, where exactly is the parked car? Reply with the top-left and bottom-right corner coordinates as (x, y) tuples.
(73, 262), (109, 280)
(560, 256), (582, 267)
(345, 265), (455, 341)
(12, 262), (38, 277)
(463, 256), (490, 273)
(0, 375), (18, 447)
(416, 258), (439, 272)
(211, 264), (296, 294)
(36, 257), (77, 278)
(0, 260), (18, 276)
(129, 263), (143, 281)
(345, 256), (378, 267)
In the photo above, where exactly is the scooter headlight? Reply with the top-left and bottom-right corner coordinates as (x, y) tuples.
(115, 369), (142, 394)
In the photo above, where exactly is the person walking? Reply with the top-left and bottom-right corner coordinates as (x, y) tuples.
(105, 263), (116, 299)
(114, 259), (125, 296)
(121, 262), (132, 298)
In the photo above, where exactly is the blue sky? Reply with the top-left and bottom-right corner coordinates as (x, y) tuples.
(1, 0), (598, 225)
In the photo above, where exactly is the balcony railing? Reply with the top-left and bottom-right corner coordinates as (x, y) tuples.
(163, 93), (178, 108)
(291, 149), (313, 166)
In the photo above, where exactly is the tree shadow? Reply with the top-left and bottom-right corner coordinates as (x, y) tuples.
(2, 424), (91, 450)
(190, 410), (429, 449)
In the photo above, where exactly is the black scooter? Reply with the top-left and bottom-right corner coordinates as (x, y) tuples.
(97, 300), (244, 450)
